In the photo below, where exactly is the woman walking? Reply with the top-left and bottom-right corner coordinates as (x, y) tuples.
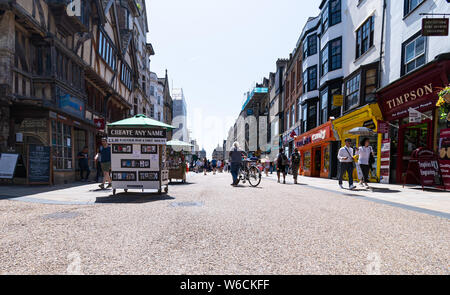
(356, 138), (374, 188)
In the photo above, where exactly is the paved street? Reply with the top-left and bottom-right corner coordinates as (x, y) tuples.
(0, 172), (449, 275)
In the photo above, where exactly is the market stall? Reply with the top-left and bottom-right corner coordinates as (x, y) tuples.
(166, 139), (193, 183)
(107, 115), (174, 195)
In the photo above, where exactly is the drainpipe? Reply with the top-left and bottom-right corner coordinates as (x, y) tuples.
(378, 0), (387, 89)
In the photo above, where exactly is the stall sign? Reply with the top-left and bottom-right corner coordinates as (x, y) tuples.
(108, 127), (167, 144)
(418, 159), (441, 186)
(27, 145), (51, 184)
(439, 128), (450, 190)
(379, 139), (391, 184)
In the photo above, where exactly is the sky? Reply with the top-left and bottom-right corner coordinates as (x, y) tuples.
(146, 0), (319, 157)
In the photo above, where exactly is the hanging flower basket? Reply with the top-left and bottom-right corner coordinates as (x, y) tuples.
(437, 85), (450, 121)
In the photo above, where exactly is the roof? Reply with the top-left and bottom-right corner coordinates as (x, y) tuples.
(107, 114), (175, 129)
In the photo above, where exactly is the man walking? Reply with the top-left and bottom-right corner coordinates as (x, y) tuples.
(99, 138), (112, 189)
(338, 138), (356, 190)
(229, 141), (245, 186)
(291, 149), (301, 184)
(77, 146), (90, 182)
(276, 151), (287, 184)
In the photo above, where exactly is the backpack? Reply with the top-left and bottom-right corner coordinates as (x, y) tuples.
(292, 153), (300, 165)
(281, 154), (288, 166)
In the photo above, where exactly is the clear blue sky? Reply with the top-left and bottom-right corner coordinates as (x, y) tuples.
(146, 0), (319, 157)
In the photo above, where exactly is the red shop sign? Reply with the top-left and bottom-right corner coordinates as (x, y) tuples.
(377, 65), (445, 121)
(94, 118), (105, 130)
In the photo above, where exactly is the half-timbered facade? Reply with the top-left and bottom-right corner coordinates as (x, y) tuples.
(0, 0), (155, 184)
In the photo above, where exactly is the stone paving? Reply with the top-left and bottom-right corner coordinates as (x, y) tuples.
(0, 172), (449, 274)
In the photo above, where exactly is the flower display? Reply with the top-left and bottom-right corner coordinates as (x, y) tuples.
(437, 85), (450, 121)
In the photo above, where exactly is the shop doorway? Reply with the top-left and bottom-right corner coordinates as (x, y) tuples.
(397, 119), (433, 183)
(312, 147), (321, 177)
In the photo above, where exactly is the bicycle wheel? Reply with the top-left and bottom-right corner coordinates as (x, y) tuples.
(247, 166), (261, 187)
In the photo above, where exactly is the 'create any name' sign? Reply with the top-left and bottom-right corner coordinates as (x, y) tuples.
(108, 128), (167, 144)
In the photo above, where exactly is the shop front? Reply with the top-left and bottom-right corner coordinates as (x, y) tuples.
(332, 103), (383, 182)
(377, 56), (450, 184)
(294, 121), (337, 178)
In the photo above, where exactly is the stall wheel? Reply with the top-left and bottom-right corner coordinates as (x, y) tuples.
(124, 189), (128, 193)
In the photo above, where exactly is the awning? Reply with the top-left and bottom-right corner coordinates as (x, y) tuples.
(107, 114), (175, 129)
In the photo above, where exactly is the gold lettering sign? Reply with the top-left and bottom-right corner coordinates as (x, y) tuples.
(386, 83), (434, 110)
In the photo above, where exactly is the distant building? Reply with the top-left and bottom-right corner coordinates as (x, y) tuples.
(171, 88), (189, 142)
(212, 145), (224, 161)
(198, 148), (207, 160)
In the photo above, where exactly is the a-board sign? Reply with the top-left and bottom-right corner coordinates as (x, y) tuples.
(438, 128), (450, 191)
(107, 127), (167, 144)
(28, 145), (51, 184)
(0, 153), (19, 179)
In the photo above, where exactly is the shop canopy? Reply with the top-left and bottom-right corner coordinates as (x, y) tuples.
(107, 114), (175, 129)
(166, 139), (193, 147)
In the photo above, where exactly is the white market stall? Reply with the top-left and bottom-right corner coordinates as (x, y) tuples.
(107, 115), (175, 195)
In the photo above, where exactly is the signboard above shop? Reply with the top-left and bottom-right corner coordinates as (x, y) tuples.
(422, 18), (449, 36)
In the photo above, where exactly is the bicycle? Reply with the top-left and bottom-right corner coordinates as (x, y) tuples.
(236, 159), (262, 187)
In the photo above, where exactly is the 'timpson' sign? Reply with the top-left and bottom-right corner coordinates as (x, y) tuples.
(385, 83), (433, 110)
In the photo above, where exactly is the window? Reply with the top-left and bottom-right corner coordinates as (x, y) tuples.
(356, 16), (374, 59)
(52, 121), (72, 170)
(121, 62), (133, 90)
(286, 110), (290, 129)
(321, 2), (329, 32)
(308, 103), (317, 131)
(404, 0), (425, 16)
(304, 34), (317, 58)
(330, 38), (342, 71)
(330, 0), (341, 26)
(291, 105), (295, 126)
(345, 73), (360, 110)
(302, 104), (308, 133)
(365, 68), (377, 100)
(320, 45), (329, 76)
(150, 104), (154, 118)
(308, 66), (317, 91)
(320, 88), (328, 125)
(308, 34), (317, 56)
(150, 86), (155, 96)
(403, 34), (426, 75)
(98, 30), (117, 70)
(303, 70), (308, 93)
(322, 0), (341, 32)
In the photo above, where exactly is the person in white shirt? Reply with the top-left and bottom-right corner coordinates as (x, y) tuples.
(356, 138), (374, 188)
(338, 138), (356, 190)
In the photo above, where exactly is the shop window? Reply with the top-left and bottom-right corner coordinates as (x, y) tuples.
(356, 16), (374, 59)
(402, 34), (426, 75)
(323, 146), (330, 173)
(52, 121), (72, 170)
(404, 0), (425, 16)
(345, 73), (360, 111)
(320, 88), (328, 125)
(303, 151), (311, 172)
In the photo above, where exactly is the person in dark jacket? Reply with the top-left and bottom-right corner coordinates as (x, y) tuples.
(291, 149), (301, 184)
(229, 141), (246, 186)
(276, 152), (288, 184)
(77, 146), (90, 182)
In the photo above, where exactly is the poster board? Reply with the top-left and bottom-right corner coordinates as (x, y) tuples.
(0, 153), (19, 180)
(404, 148), (442, 190)
(379, 139), (391, 184)
(27, 145), (52, 184)
(438, 128), (450, 191)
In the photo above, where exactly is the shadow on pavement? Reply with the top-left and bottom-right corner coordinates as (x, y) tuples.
(95, 193), (175, 204)
(369, 187), (401, 193)
(169, 181), (194, 186)
(0, 182), (99, 199)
